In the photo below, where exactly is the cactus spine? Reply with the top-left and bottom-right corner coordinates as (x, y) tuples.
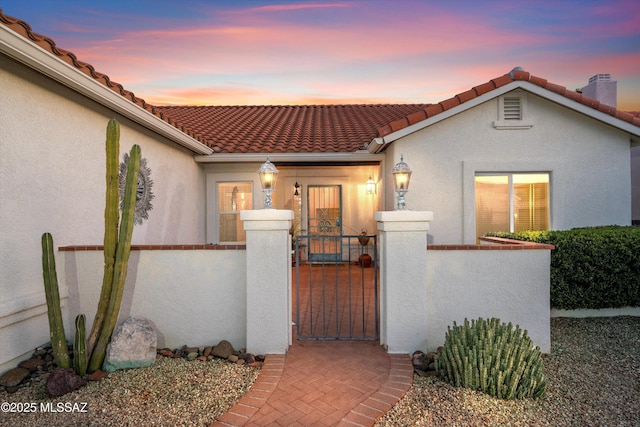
(86, 118), (120, 362)
(42, 232), (71, 369)
(88, 138), (141, 372)
(435, 317), (546, 400)
(73, 314), (87, 377)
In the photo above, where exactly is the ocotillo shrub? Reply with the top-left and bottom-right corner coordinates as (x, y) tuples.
(434, 317), (546, 400)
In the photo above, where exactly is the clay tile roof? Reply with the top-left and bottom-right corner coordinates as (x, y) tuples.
(154, 104), (429, 153)
(3, 8), (638, 155)
(375, 67), (640, 138)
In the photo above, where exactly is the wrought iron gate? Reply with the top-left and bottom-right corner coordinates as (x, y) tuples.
(294, 235), (378, 340)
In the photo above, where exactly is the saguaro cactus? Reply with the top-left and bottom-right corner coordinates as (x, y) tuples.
(86, 118), (120, 362)
(41, 232), (71, 369)
(88, 140), (141, 372)
(73, 314), (87, 377)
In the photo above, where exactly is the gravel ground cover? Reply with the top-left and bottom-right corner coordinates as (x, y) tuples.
(375, 316), (640, 426)
(1, 316), (638, 426)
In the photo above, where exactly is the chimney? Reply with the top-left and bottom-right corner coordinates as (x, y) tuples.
(581, 74), (617, 107)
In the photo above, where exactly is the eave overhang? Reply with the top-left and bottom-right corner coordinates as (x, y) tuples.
(195, 150), (385, 163)
(368, 81), (640, 153)
(0, 24), (213, 155)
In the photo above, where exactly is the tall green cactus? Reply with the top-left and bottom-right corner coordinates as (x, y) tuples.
(86, 118), (120, 362)
(41, 232), (71, 369)
(435, 317), (546, 400)
(88, 141), (141, 372)
(73, 314), (87, 377)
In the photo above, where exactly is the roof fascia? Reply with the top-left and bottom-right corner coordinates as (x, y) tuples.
(368, 81), (640, 153)
(0, 25), (213, 155)
(195, 151), (385, 163)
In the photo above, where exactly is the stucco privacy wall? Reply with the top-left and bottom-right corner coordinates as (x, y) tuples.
(0, 57), (206, 370)
(426, 247), (551, 354)
(59, 249), (247, 352)
(384, 90), (632, 244)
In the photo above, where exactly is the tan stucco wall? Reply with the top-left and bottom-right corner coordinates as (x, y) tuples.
(385, 90), (632, 243)
(0, 56), (206, 370)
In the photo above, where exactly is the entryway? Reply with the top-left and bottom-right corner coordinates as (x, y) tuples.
(293, 234), (379, 340)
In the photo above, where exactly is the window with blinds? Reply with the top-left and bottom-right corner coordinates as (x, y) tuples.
(475, 173), (549, 241)
(218, 182), (253, 244)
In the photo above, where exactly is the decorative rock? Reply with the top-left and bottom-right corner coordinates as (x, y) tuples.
(158, 349), (174, 357)
(0, 367), (30, 388)
(203, 346), (212, 357)
(236, 359), (245, 365)
(211, 340), (234, 359)
(241, 353), (256, 364)
(187, 352), (198, 361)
(45, 368), (87, 397)
(19, 358), (45, 372)
(197, 356), (207, 362)
(88, 370), (108, 381)
(227, 354), (239, 363)
(103, 316), (157, 372)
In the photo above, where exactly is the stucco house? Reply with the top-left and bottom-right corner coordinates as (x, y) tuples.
(1, 9), (639, 371)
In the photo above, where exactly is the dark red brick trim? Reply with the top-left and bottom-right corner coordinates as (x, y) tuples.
(428, 237), (554, 250)
(59, 244), (246, 251)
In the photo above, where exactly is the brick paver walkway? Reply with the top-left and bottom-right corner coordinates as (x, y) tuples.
(210, 340), (413, 427)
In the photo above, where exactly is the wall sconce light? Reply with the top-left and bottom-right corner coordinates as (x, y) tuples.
(366, 176), (376, 195)
(258, 155), (279, 209)
(393, 154), (412, 210)
(294, 181), (300, 196)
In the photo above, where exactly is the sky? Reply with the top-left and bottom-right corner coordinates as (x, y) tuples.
(2, 0), (639, 110)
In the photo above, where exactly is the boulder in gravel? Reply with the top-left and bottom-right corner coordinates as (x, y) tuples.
(103, 316), (157, 372)
(19, 358), (45, 372)
(45, 368), (87, 397)
(211, 340), (234, 359)
(0, 367), (30, 388)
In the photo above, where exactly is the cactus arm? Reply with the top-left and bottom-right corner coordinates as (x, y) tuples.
(73, 314), (87, 377)
(87, 118), (120, 361)
(42, 233), (71, 369)
(88, 144), (140, 372)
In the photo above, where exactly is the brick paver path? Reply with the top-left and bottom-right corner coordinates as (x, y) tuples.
(210, 340), (413, 426)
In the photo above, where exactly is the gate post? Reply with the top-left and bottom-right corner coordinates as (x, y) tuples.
(375, 210), (433, 354)
(241, 209), (293, 354)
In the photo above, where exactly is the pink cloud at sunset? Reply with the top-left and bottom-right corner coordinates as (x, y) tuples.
(2, 0), (639, 110)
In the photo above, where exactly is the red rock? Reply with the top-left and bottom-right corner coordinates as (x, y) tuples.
(88, 370), (108, 381)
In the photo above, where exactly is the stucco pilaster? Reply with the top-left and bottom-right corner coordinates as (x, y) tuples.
(375, 211), (433, 354)
(241, 209), (293, 354)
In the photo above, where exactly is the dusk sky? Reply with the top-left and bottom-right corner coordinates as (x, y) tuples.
(3, 1), (639, 110)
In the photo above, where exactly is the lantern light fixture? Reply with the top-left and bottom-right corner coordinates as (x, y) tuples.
(392, 154), (412, 210)
(258, 155), (279, 209)
(366, 176), (376, 195)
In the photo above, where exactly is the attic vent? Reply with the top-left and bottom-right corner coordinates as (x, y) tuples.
(503, 97), (522, 120)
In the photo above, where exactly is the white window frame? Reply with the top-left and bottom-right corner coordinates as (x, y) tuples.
(493, 91), (534, 130)
(462, 161), (558, 244)
(206, 172), (258, 244)
(475, 172), (550, 234)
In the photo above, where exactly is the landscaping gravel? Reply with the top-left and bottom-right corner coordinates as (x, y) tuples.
(375, 316), (640, 426)
(1, 316), (638, 426)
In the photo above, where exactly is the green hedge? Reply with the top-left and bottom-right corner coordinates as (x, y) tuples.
(486, 226), (640, 310)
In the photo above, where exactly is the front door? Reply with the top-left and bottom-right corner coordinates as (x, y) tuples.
(307, 185), (342, 262)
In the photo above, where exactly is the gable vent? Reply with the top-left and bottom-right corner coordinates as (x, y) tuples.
(503, 97), (522, 120)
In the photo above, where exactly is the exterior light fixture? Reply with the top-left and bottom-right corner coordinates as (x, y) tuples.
(392, 154), (412, 210)
(366, 176), (376, 195)
(258, 155), (279, 209)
